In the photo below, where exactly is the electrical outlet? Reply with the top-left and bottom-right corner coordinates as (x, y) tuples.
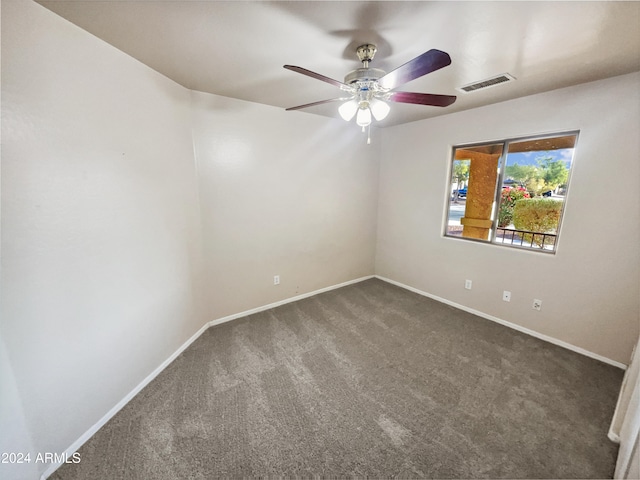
(503, 290), (511, 302)
(533, 299), (542, 311)
(465, 279), (472, 290)
(274, 275), (280, 286)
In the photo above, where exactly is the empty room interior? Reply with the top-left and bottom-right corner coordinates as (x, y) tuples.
(2, 1), (640, 479)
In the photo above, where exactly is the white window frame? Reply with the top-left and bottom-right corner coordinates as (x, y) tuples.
(444, 131), (579, 254)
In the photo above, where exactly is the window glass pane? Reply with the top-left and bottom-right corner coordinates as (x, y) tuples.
(446, 143), (504, 241)
(495, 134), (577, 251)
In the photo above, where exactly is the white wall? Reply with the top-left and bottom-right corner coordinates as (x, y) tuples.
(0, 336), (40, 480)
(376, 72), (640, 365)
(1, 1), (206, 478)
(191, 91), (378, 320)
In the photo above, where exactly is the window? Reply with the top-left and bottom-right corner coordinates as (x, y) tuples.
(445, 132), (578, 253)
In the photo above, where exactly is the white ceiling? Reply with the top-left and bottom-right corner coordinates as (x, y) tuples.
(37, 1), (640, 127)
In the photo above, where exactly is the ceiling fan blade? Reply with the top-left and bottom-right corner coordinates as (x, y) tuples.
(388, 91), (457, 107)
(378, 49), (452, 90)
(285, 98), (347, 111)
(284, 65), (348, 89)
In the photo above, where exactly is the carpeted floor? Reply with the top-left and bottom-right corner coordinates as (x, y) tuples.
(51, 278), (623, 479)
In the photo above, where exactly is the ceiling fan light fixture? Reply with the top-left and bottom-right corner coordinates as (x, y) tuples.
(369, 98), (390, 121)
(338, 100), (358, 121)
(356, 107), (372, 127)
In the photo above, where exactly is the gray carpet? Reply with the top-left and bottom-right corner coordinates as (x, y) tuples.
(51, 278), (623, 479)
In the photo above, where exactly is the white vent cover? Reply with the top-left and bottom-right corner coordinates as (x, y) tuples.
(458, 73), (516, 93)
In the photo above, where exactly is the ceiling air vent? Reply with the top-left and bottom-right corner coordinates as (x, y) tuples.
(458, 73), (516, 93)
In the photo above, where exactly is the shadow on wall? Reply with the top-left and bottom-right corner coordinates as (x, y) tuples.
(0, 335), (40, 480)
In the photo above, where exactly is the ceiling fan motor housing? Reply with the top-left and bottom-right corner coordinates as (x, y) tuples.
(346, 44), (387, 92)
(344, 67), (386, 85)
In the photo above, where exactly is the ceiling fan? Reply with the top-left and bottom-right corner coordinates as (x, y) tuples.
(284, 44), (456, 139)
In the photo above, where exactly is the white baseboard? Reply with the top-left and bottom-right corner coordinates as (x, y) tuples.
(43, 275), (374, 479)
(608, 431), (621, 443)
(40, 321), (210, 480)
(375, 275), (628, 371)
(208, 275), (375, 328)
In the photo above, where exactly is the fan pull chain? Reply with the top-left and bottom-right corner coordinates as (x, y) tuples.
(367, 124), (371, 144)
